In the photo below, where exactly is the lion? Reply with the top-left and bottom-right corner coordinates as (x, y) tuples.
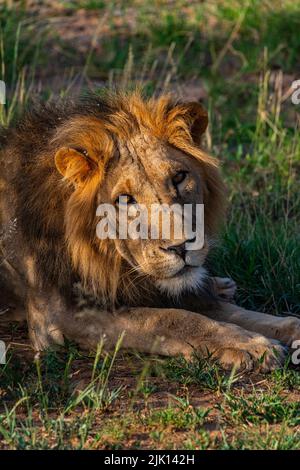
(0, 90), (299, 372)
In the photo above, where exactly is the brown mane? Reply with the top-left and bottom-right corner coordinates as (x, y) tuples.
(2, 91), (226, 308)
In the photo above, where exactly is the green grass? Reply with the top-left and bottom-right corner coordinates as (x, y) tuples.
(209, 74), (300, 314)
(221, 425), (300, 450)
(144, 400), (210, 430)
(0, 1), (46, 84)
(0, 340), (300, 449)
(219, 390), (300, 426)
(205, 61), (300, 314)
(0, 339), (124, 449)
(86, 0), (300, 81)
(60, 0), (105, 10)
(0, 0), (300, 451)
(161, 355), (240, 393)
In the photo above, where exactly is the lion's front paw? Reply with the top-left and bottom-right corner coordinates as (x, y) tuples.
(212, 276), (237, 302)
(210, 335), (286, 372)
(274, 316), (300, 347)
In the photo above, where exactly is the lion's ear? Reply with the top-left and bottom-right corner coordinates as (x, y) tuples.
(55, 147), (95, 186)
(183, 102), (208, 144)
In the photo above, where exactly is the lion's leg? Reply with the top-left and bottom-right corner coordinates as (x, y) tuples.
(203, 302), (300, 347)
(0, 259), (27, 322)
(27, 289), (65, 351)
(61, 306), (286, 372)
(210, 276), (237, 302)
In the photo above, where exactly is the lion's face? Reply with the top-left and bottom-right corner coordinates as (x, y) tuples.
(100, 133), (209, 295)
(54, 93), (225, 300)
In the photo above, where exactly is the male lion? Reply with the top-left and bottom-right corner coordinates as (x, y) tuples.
(0, 91), (299, 371)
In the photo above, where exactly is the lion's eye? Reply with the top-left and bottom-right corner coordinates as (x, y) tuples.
(172, 171), (187, 186)
(115, 194), (137, 206)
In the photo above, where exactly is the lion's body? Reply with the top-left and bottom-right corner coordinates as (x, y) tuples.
(0, 91), (299, 371)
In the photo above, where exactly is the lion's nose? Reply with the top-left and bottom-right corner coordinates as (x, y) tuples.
(162, 237), (196, 260)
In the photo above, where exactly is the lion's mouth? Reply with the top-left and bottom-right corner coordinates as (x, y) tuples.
(155, 264), (199, 282)
(174, 264), (198, 277)
(154, 265), (207, 296)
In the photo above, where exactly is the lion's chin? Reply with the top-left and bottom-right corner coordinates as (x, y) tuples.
(154, 266), (207, 298)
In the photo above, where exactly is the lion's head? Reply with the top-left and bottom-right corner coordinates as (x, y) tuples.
(47, 92), (226, 304)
